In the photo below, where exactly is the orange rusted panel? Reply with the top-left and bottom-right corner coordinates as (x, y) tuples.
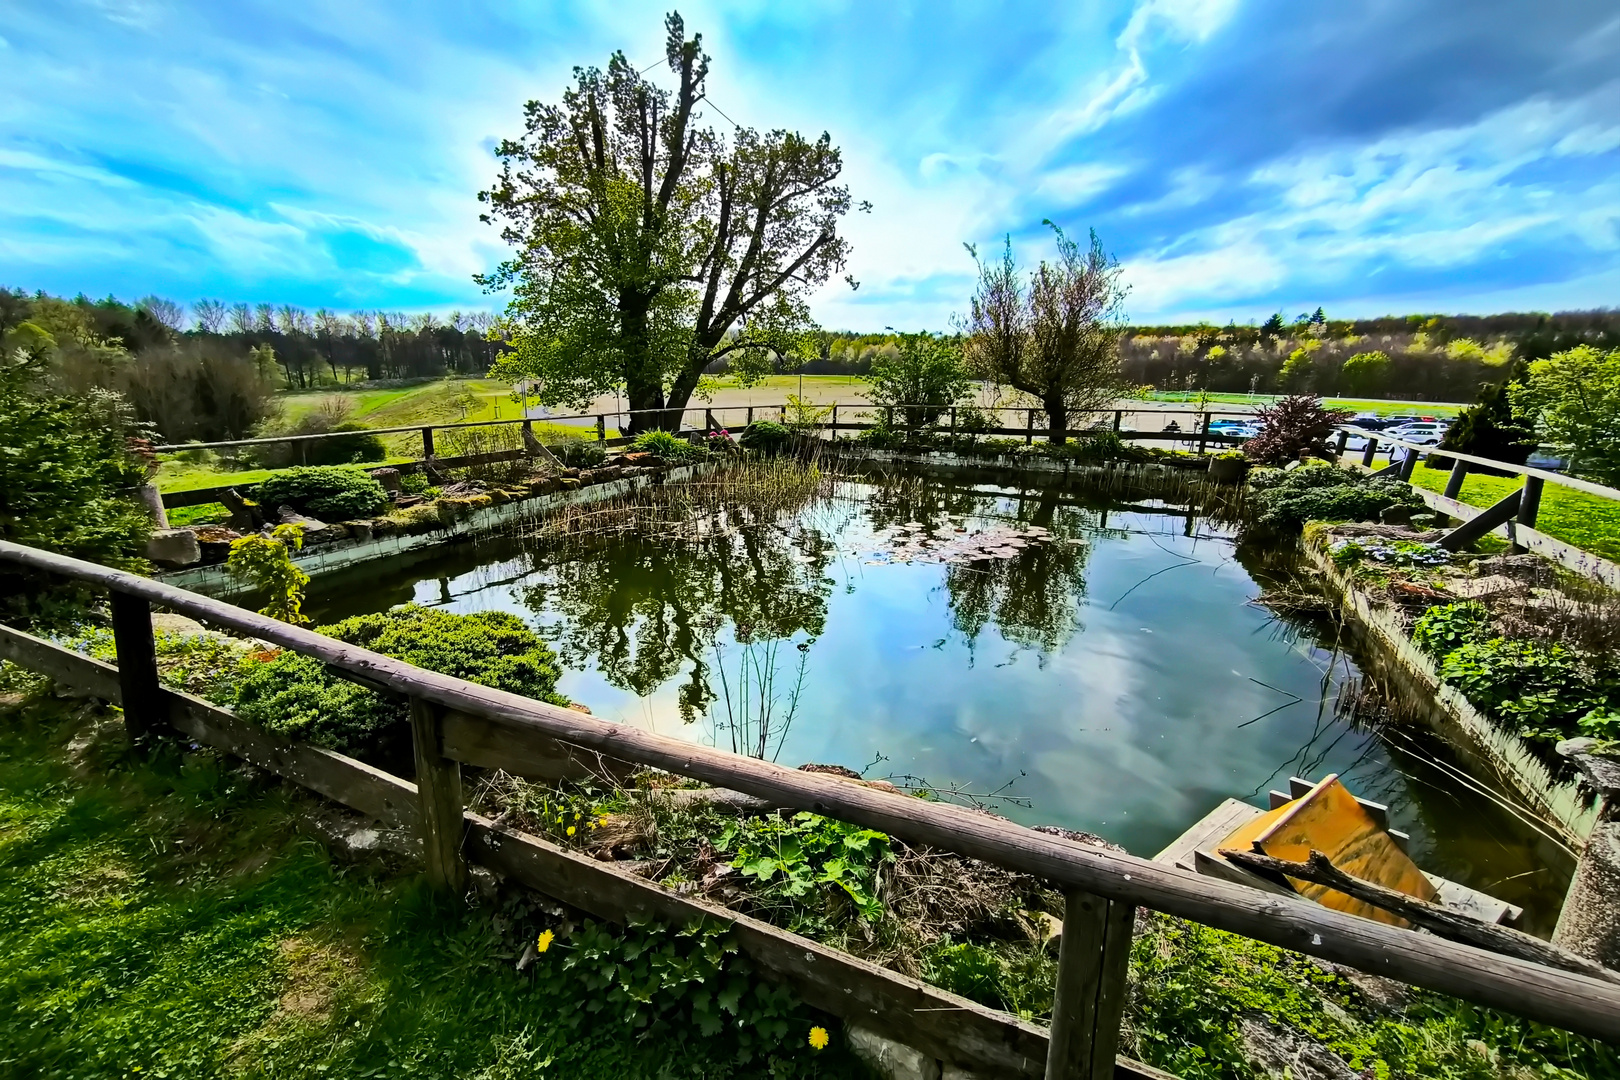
(1218, 774), (1437, 926)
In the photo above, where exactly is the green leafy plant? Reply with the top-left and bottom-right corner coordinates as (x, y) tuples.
(252, 466), (389, 520)
(863, 332), (972, 428)
(0, 340), (152, 625)
(631, 428), (703, 462)
(552, 437), (607, 469)
(719, 811), (893, 928)
(1329, 538), (1451, 570)
(783, 393), (833, 430)
(226, 523), (311, 625)
(228, 605), (569, 758)
(1436, 638), (1620, 743)
(1248, 462), (1422, 529)
(739, 419), (794, 455)
(1412, 602), (1494, 656)
(1511, 344), (1620, 485)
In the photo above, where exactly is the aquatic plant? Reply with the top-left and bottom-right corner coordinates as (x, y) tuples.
(631, 428), (704, 462)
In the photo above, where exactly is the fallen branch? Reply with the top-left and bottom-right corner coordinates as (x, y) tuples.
(1224, 848), (1620, 984)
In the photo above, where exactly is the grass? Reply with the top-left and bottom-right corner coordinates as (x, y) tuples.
(0, 688), (866, 1080)
(1409, 463), (1620, 562)
(1145, 390), (1464, 415)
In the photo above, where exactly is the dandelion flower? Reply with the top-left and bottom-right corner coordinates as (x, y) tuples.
(807, 1026), (830, 1051)
(536, 929), (555, 953)
(567, 825), (576, 836)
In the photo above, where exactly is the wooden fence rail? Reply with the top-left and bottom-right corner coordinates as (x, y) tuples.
(3, 539), (1620, 1074)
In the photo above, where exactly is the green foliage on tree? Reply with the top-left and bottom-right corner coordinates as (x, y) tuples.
(1435, 380), (1535, 468)
(963, 225), (1126, 443)
(229, 605), (569, 758)
(862, 332), (972, 428)
(1511, 345), (1620, 485)
(1339, 350), (1390, 395)
(226, 524), (311, 625)
(0, 332), (152, 624)
(253, 466), (390, 520)
(479, 13), (859, 432)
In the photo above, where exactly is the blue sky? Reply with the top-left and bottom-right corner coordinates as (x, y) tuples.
(2, 0), (1618, 329)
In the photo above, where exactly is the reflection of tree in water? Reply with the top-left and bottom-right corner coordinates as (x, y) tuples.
(521, 517), (835, 722)
(861, 473), (1103, 654)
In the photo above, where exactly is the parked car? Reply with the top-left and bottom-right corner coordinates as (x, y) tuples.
(1385, 422), (1447, 446)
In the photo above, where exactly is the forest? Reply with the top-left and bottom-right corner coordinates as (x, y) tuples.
(4, 287), (1619, 447)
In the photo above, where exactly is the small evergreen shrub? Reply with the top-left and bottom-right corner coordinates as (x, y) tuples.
(553, 438), (607, 468)
(1248, 463), (1422, 529)
(229, 605), (569, 758)
(305, 421), (387, 466)
(253, 466), (389, 520)
(740, 420), (794, 455)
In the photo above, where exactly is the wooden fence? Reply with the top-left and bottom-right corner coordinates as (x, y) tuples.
(1336, 426), (1620, 588)
(2, 540), (1619, 1079)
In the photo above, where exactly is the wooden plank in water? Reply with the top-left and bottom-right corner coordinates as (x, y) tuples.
(1154, 798), (1261, 870)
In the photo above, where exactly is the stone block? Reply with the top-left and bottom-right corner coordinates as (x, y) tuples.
(846, 1025), (940, 1080)
(369, 467), (403, 492)
(146, 528), (201, 568)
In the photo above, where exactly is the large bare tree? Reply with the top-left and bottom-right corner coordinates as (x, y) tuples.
(479, 12), (860, 431)
(963, 224), (1127, 443)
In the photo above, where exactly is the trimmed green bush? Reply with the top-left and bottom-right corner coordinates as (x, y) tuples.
(229, 605), (569, 759)
(553, 437), (607, 468)
(1248, 463), (1422, 529)
(304, 421), (387, 466)
(253, 466), (389, 520)
(740, 420), (794, 455)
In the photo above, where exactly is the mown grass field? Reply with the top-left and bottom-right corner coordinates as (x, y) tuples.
(1145, 390), (1464, 416)
(0, 689), (864, 1080)
(1408, 463), (1620, 562)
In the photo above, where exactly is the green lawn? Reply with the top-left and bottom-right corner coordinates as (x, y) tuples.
(1146, 391), (1463, 416)
(1409, 463), (1620, 562)
(0, 689), (864, 1080)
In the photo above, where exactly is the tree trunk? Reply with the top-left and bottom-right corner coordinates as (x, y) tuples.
(620, 293), (666, 435)
(1045, 397), (1069, 445)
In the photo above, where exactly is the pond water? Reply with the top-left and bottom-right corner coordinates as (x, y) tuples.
(303, 463), (1570, 932)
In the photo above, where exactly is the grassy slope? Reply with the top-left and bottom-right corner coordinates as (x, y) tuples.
(1409, 463), (1620, 562)
(0, 691), (864, 1080)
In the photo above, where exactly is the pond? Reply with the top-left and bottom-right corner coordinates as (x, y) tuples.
(303, 461), (1571, 933)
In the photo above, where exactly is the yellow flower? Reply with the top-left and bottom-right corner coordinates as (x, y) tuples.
(807, 1026), (830, 1051)
(536, 929), (554, 953)
(566, 825), (576, 836)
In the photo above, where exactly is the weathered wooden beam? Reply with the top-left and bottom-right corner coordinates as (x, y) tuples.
(1224, 849), (1620, 984)
(410, 696), (466, 893)
(109, 591), (163, 743)
(1438, 488), (1522, 551)
(1046, 891), (1135, 1079)
(5, 542), (1620, 1043)
(1443, 457), (1469, 499)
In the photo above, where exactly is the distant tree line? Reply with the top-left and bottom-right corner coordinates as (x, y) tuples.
(0, 289), (505, 442)
(729, 309), (1620, 404)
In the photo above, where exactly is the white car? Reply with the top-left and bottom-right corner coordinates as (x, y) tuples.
(1385, 422), (1447, 446)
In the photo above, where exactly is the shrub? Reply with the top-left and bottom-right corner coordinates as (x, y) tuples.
(1511, 344), (1620, 484)
(553, 437), (607, 468)
(1044, 430), (1148, 463)
(226, 524), (310, 625)
(1431, 380), (1533, 472)
(740, 420), (794, 455)
(631, 429), (703, 462)
(0, 342), (152, 625)
(255, 399), (385, 468)
(1437, 638), (1619, 743)
(1243, 395), (1351, 465)
(1248, 463), (1422, 529)
(229, 605), (569, 758)
(253, 466), (389, 520)
(863, 332), (972, 428)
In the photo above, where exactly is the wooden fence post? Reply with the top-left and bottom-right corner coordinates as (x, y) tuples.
(1398, 446), (1420, 481)
(1045, 889), (1135, 1080)
(1513, 475), (1545, 554)
(830, 404), (838, 432)
(1026, 408), (1035, 445)
(1444, 457), (1469, 499)
(1112, 410), (1122, 433)
(421, 426), (435, 458)
(596, 415), (606, 443)
(949, 406), (957, 437)
(409, 697), (466, 894)
(1197, 412), (1211, 455)
(1361, 437), (1378, 468)
(747, 406), (754, 427)
(1334, 430), (1349, 457)
(109, 591), (164, 745)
